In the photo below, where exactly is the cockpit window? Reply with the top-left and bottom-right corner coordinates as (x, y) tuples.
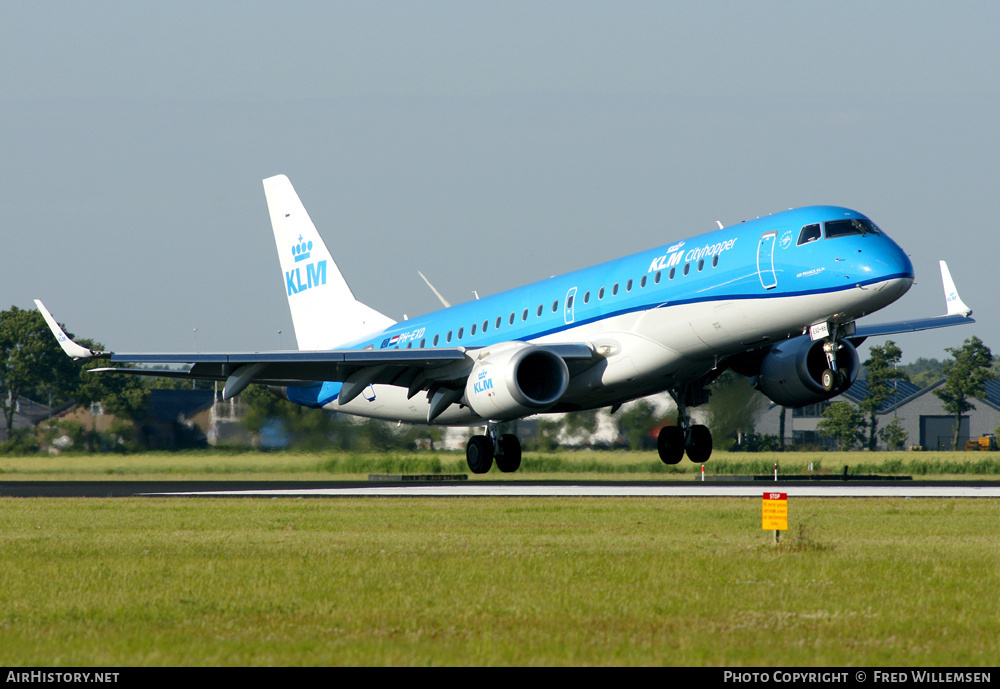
(824, 218), (881, 239)
(797, 223), (821, 245)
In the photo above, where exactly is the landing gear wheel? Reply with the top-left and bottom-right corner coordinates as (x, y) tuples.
(495, 434), (522, 473)
(657, 426), (685, 465)
(466, 435), (494, 474)
(685, 424), (713, 463)
(821, 368), (836, 392)
(836, 370), (848, 389)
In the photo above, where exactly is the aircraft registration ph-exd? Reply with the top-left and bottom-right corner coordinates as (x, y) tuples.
(36, 175), (975, 472)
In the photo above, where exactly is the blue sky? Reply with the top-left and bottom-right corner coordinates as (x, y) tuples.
(2, 2), (998, 363)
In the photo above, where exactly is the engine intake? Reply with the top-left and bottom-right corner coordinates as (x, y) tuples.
(466, 344), (569, 421)
(755, 336), (859, 407)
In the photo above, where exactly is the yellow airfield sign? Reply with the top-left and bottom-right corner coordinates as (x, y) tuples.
(762, 492), (788, 531)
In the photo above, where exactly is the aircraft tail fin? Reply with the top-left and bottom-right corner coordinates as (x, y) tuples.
(263, 175), (396, 350)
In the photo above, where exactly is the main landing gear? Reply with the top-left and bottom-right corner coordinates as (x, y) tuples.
(657, 384), (713, 465)
(466, 423), (522, 474)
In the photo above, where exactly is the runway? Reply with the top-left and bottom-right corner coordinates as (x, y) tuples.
(3, 480), (1000, 498)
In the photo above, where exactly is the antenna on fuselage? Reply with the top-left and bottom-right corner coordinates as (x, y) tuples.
(716, 221), (724, 229)
(417, 271), (452, 308)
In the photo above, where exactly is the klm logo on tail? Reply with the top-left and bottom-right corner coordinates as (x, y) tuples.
(286, 236), (327, 295)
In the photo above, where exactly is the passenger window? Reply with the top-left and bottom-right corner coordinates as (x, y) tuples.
(509, 313), (515, 325)
(640, 275), (647, 288)
(471, 323), (477, 335)
(552, 300), (559, 313)
(537, 305), (543, 317)
(457, 327), (463, 340)
(567, 295), (574, 309)
(655, 271), (661, 284)
(626, 279), (633, 292)
(583, 291), (590, 304)
(599, 287), (605, 299)
(433, 334), (439, 346)
(683, 263), (690, 276)
(797, 223), (821, 245)
(522, 309), (528, 321)
(712, 254), (719, 268)
(612, 283), (619, 296)
(495, 316), (502, 329)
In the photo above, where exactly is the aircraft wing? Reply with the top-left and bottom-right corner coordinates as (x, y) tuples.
(100, 344), (598, 401)
(34, 300), (597, 402)
(850, 261), (975, 342)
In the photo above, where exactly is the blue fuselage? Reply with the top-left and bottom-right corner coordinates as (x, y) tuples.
(287, 206), (914, 415)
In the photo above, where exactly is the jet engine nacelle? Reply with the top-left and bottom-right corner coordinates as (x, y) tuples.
(755, 336), (860, 407)
(465, 344), (569, 421)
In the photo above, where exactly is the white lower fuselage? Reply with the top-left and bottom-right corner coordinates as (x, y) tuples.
(331, 274), (913, 425)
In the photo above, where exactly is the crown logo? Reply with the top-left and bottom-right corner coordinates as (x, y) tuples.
(292, 235), (313, 263)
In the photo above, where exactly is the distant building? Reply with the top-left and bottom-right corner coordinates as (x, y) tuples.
(47, 389), (221, 450)
(0, 396), (67, 442)
(757, 377), (1000, 450)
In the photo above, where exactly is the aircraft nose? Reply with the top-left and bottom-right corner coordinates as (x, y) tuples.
(857, 235), (914, 283)
(881, 237), (915, 281)
(862, 237), (915, 306)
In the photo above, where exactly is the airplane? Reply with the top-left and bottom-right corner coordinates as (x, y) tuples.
(36, 174), (975, 472)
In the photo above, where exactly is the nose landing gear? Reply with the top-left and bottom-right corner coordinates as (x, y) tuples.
(817, 322), (853, 393)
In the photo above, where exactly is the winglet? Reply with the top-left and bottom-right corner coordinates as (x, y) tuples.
(33, 300), (106, 360)
(940, 261), (972, 317)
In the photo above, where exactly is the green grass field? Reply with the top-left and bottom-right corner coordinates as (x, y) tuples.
(2, 450), (998, 665)
(1, 496), (998, 666)
(2, 448), (999, 481)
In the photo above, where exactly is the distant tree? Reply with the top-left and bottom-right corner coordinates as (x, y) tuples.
(533, 417), (561, 452)
(616, 400), (658, 450)
(0, 306), (83, 437)
(900, 357), (945, 388)
(76, 363), (151, 423)
(563, 409), (600, 445)
(705, 371), (767, 450)
(860, 341), (909, 450)
(778, 406), (787, 451)
(140, 369), (215, 391)
(240, 384), (348, 450)
(934, 336), (994, 450)
(878, 416), (908, 451)
(817, 402), (866, 451)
